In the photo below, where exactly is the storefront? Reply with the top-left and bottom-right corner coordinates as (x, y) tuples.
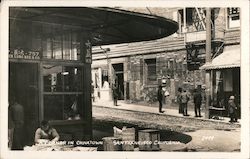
(9, 17), (93, 145)
(8, 7), (178, 145)
(200, 45), (240, 118)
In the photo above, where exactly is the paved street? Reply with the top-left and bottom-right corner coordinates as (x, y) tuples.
(92, 100), (240, 152)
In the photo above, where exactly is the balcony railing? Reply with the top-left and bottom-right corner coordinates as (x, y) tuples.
(184, 29), (225, 43)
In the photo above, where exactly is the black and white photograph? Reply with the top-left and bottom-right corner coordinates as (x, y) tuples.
(0, 1), (249, 159)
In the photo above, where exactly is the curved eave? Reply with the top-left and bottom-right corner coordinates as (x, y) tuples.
(9, 7), (178, 46)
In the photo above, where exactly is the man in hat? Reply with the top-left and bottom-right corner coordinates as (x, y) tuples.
(157, 85), (164, 113)
(228, 96), (237, 122)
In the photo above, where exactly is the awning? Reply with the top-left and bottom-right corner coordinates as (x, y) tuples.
(199, 46), (240, 70)
(9, 7), (178, 46)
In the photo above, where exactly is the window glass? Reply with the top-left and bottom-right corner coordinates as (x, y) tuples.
(44, 94), (83, 121)
(53, 35), (62, 59)
(43, 65), (83, 92)
(41, 24), (81, 60)
(145, 59), (157, 82)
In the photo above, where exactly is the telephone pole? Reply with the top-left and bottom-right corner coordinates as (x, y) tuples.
(205, 8), (212, 118)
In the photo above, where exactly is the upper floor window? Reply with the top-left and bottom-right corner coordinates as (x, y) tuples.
(227, 8), (240, 29)
(177, 8), (195, 33)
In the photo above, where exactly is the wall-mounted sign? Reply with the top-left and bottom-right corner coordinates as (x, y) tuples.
(85, 40), (92, 64)
(9, 49), (40, 59)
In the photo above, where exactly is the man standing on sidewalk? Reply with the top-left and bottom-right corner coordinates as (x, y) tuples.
(180, 89), (190, 116)
(177, 87), (183, 114)
(157, 85), (164, 113)
(193, 88), (202, 117)
(112, 83), (119, 106)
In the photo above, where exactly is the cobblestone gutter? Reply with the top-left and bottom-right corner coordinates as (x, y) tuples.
(93, 106), (240, 133)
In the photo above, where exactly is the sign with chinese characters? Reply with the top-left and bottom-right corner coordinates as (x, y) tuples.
(84, 40), (92, 64)
(9, 49), (40, 59)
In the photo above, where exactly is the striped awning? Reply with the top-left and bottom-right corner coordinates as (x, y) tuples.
(200, 45), (240, 70)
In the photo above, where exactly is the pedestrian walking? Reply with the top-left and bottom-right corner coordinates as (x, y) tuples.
(112, 83), (119, 106)
(180, 89), (190, 116)
(228, 96), (237, 123)
(9, 95), (25, 150)
(177, 87), (183, 114)
(193, 88), (202, 117)
(157, 85), (164, 113)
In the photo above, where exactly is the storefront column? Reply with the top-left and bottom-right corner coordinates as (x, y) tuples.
(39, 62), (44, 122)
(81, 32), (93, 139)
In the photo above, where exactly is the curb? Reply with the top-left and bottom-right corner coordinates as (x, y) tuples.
(93, 104), (241, 127)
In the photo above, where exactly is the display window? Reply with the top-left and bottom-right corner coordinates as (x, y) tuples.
(42, 65), (83, 121)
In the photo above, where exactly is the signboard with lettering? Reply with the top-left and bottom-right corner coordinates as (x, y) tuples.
(84, 40), (92, 64)
(9, 49), (40, 59)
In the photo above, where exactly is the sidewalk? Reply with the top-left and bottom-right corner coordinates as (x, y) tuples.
(93, 99), (241, 124)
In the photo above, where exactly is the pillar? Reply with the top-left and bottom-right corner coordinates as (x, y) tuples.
(205, 8), (212, 118)
(81, 32), (93, 139)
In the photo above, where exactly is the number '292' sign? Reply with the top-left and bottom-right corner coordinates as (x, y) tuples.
(84, 40), (92, 64)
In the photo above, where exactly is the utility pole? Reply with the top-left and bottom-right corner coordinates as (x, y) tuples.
(205, 8), (212, 118)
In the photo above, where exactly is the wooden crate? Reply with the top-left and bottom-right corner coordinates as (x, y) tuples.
(122, 128), (135, 151)
(138, 129), (160, 151)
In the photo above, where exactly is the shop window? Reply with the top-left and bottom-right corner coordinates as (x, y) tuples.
(227, 8), (240, 29)
(44, 94), (83, 121)
(145, 58), (157, 83)
(43, 65), (83, 120)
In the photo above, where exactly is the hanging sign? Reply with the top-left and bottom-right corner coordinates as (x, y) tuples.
(84, 40), (92, 64)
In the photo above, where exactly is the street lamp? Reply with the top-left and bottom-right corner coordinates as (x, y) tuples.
(100, 47), (112, 101)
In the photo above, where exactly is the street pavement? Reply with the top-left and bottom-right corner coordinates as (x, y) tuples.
(92, 99), (241, 152)
(93, 99), (241, 124)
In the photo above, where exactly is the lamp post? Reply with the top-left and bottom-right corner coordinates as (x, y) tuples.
(100, 47), (112, 100)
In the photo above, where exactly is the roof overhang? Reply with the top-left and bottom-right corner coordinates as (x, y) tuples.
(199, 45), (240, 70)
(9, 7), (178, 46)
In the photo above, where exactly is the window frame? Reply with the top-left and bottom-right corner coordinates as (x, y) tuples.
(227, 7), (240, 30)
(41, 62), (84, 121)
(144, 58), (157, 84)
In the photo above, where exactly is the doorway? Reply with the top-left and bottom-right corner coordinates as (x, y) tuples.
(112, 63), (124, 100)
(9, 62), (39, 145)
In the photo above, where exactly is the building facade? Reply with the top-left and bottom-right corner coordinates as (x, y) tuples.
(91, 7), (240, 117)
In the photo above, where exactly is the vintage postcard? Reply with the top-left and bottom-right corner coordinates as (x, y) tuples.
(0, 0), (249, 159)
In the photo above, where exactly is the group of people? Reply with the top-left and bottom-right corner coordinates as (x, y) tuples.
(177, 87), (202, 117)
(157, 85), (238, 122)
(157, 85), (201, 116)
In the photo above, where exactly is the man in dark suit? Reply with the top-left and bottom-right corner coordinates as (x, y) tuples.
(157, 85), (164, 113)
(193, 88), (202, 117)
